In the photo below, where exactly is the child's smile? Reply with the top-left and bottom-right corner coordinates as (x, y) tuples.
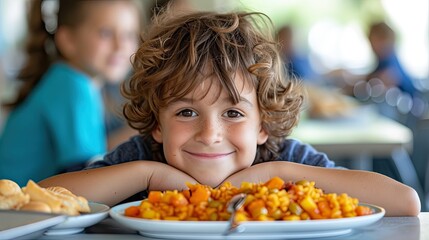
(152, 73), (268, 187)
(182, 150), (235, 160)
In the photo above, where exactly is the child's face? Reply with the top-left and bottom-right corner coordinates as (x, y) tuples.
(152, 73), (269, 187)
(64, 1), (139, 83)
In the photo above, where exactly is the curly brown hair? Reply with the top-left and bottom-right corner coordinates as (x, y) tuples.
(122, 10), (303, 163)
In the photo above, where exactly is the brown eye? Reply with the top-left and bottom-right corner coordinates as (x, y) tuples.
(177, 109), (197, 117)
(224, 110), (243, 118)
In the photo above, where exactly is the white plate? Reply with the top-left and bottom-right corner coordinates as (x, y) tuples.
(109, 201), (385, 239)
(0, 211), (67, 240)
(44, 202), (110, 235)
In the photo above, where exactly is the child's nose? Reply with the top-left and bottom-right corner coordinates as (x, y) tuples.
(112, 35), (122, 50)
(195, 118), (223, 145)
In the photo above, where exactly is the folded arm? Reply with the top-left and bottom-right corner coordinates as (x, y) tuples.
(38, 161), (197, 206)
(223, 161), (421, 217)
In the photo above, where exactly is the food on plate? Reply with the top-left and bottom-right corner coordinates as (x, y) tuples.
(0, 179), (90, 215)
(20, 201), (52, 213)
(0, 179), (30, 210)
(47, 186), (90, 213)
(124, 177), (373, 221)
(305, 85), (357, 119)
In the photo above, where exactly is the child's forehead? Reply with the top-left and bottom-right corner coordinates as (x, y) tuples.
(182, 72), (254, 102)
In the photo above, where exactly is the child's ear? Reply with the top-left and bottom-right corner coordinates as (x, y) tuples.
(54, 26), (75, 59)
(257, 126), (269, 145)
(152, 125), (163, 143)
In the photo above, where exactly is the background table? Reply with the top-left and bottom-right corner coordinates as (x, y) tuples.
(290, 106), (425, 209)
(37, 213), (429, 240)
(291, 111), (412, 161)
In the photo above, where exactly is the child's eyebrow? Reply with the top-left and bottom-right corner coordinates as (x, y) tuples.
(235, 96), (254, 108)
(171, 96), (254, 108)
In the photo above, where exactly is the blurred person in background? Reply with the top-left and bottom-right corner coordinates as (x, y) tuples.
(362, 21), (426, 126)
(366, 21), (417, 97)
(276, 25), (357, 119)
(366, 21), (428, 192)
(0, 0), (140, 186)
(102, 0), (194, 151)
(276, 25), (320, 85)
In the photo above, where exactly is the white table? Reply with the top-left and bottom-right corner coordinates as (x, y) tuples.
(290, 106), (424, 208)
(37, 213), (429, 240)
(291, 106), (412, 160)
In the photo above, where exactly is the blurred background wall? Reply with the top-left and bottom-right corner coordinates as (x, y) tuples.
(1, 0), (428, 103)
(237, 0), (428, 83)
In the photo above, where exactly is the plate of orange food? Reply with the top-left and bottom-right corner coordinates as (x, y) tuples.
(109, 177), (385, 239)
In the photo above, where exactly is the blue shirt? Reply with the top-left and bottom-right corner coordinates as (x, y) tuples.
(375, 52), (416, 96)
(0, 62), (106, 186)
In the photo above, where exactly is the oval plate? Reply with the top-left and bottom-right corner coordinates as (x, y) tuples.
(109, 201), (385, 240)
(44, 202), (110, 235)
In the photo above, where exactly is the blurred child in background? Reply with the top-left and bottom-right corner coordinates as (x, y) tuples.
(0, 0), (140, 186)
(366, 22), (417, 97)
(276, 25), (320, 85)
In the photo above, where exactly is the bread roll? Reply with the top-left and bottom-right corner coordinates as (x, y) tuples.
(0, 179), (22, 196)
(20, 201), (52, 213)
(0, 193), (30, 210)
(0, 179), (30, 210)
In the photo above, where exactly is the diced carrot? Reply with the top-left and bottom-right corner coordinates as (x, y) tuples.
(148, 191), (163, 203)
(247, 199), (267, 218)
(356, 205), (373, 216)
(170, 194), (189, 207)
(124, 206), (140, 217)
(181, 189), (191, 200)
(248, 199), (265, 211)
(264, 176), (285, 190)
(317, 201), (332, 218)
(189, 186), (210, 204)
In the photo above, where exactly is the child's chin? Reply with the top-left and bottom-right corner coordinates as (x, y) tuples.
(194, 175), (225, 188)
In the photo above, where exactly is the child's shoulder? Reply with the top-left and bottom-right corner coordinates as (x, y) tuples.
(277, 138), (335, 167)
(44, 63), (91, 86)
(38, 63), (98, 98)
(105, 135), (153, 160)
(86, 134), (151, 169)
(278, 138), (316, 155)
